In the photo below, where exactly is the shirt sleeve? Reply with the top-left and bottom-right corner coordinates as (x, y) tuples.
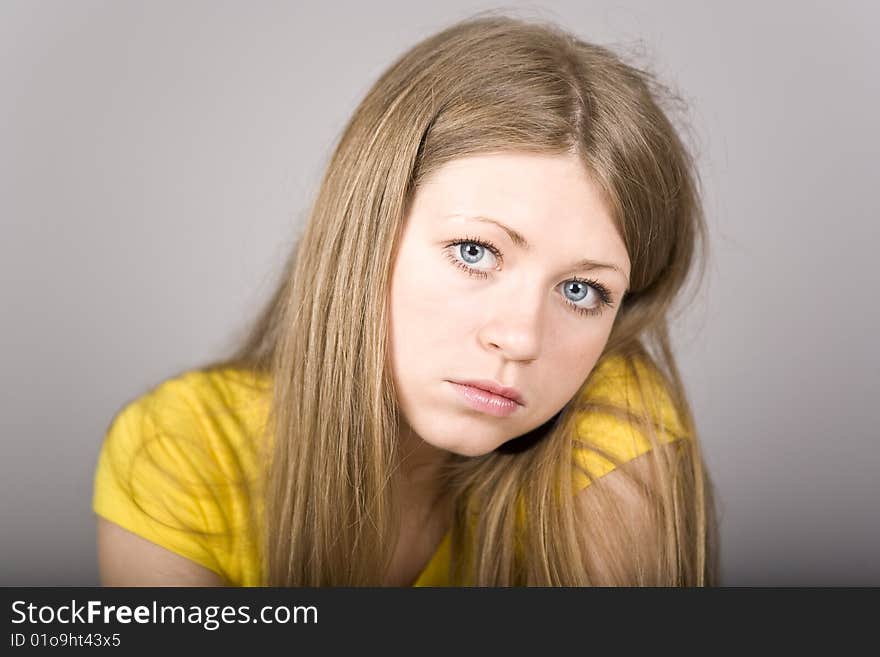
(571, 355), (689, 491)
(92, 383), (231, 577)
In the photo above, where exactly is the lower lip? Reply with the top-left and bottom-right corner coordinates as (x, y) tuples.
(449, 382), (521, 417)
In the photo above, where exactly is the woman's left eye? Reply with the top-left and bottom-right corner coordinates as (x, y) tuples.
(442, 238), (615, 318)
(558, 280), (610, 317)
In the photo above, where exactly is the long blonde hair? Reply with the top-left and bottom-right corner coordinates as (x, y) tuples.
(208, 12), (720, 586)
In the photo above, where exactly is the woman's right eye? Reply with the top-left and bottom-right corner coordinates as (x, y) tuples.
(443, 238), (502, 279)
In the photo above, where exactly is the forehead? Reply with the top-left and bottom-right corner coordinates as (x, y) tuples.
(410, 151), (630, 273)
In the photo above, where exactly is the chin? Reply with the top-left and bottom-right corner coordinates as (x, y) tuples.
(430, 436), (505, 458)
(446, 445), (493, 458)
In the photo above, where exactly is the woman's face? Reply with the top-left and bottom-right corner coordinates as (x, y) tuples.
(388, 151), (631, 457)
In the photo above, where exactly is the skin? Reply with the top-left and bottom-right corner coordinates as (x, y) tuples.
(388, 150), (632, 500)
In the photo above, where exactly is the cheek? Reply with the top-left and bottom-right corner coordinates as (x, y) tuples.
(532, 332), (608, 408)
(389, 253), (472, 358)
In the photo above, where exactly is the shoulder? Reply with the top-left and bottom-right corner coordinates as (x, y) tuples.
(93, 366), (272, 577)
(130, 365), (271, 431)
(103, 366), (272, 466)
(571, 353), (690, 487)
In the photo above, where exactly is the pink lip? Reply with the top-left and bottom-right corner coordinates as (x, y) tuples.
(448, 380), (524, 418)
(451, 379), (525, 405)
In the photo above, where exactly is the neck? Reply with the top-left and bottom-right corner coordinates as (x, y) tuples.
(396, 420), (451, 509)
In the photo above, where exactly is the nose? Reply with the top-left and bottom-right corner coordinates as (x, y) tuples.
(476, 288), (543, 362)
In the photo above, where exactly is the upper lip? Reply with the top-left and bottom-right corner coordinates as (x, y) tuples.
(451, 379), (525, 405)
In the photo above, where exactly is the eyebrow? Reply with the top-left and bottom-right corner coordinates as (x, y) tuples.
(448, 214), (629, 283)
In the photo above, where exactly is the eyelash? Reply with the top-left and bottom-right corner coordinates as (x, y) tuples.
(442, 235), (616, 318)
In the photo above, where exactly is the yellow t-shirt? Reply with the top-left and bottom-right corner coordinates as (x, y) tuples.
(92, 355), (687, 586)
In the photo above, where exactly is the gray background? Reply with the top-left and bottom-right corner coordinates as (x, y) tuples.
(2, 1), (877, 586)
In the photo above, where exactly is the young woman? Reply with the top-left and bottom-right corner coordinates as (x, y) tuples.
(93, 13), (720, 587)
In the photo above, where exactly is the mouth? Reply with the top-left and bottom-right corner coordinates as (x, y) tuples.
(446, 380), (524, 418)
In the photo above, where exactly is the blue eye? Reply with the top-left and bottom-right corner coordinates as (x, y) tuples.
(442, 236), (500, 278)
(563, 280), (592, 303)
(557, 279), (612, 317)
(454, 241), (501, 273)
(442, 236), (615, 318)
(458, 242), (498, 268)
